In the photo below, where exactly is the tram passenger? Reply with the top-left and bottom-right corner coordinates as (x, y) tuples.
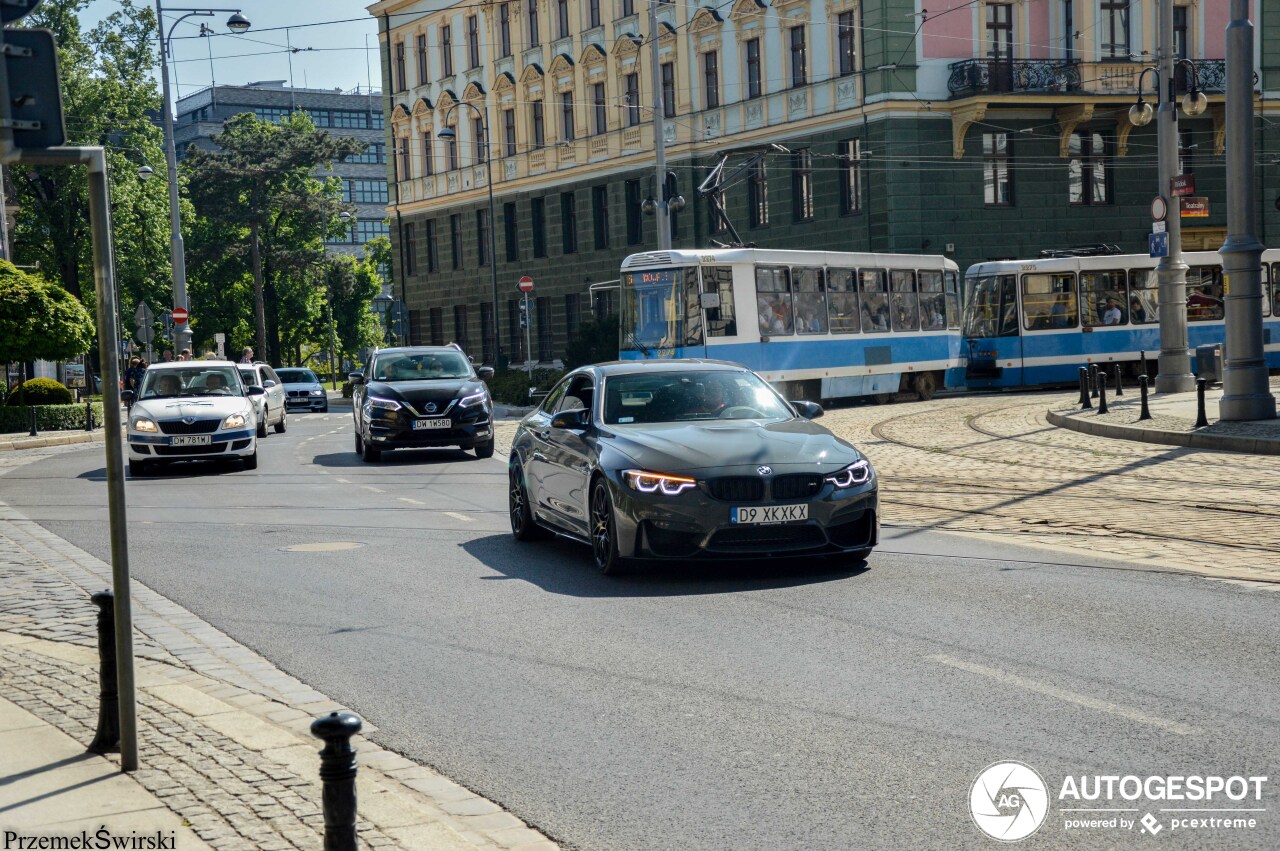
(1130, 296), (1148, 324)
(1049, 296), (1071, 328)
(1102, 298), (1123, 325)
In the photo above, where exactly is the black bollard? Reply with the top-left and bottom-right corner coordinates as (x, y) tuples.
(1140, 350), (1147, 377)
(1096, 371), (1109, 414)
(311, 711), (363, 851)
(1078, 367), (1092, 409)
(84, 400), (94, 432)
(1089, 364), (1099, 398)
(1138, 375), (1152, 420)
(1195, 378), (1209, 428)
(28, 406), (37, 437)
(1113, 364), (1124, 397)
(87, 590), (120, 754)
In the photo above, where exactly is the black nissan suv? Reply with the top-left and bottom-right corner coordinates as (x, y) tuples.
(349, 345), (496, 462)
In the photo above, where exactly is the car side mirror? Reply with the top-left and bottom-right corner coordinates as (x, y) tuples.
(247, 385), (266, 396)
(348, 372), (365, 385)
(791, 400), (824, 420)
(550, 408), (590, 430)
(478, 366), (495, 381)
(263, 379), (277, 388)
(120, 390), (134, 402)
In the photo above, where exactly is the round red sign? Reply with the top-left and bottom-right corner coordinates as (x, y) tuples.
(517, 276), (534, 294)
(172, 307), (189, 324)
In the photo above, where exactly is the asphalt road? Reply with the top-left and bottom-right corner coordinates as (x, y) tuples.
(3, 410), (1278, 850)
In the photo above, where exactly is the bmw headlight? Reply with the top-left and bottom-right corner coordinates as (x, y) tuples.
(309, 389), (325, 396)
(132, 417), (158, 433)
(623, 469), (697, 496)
(824, 459), (872, 489)
(223, 413), (247, 429)
(367, 396), (402, 411)
(458, 390), (487, 409)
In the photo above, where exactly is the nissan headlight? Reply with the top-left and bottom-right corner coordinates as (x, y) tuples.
(824, 459), (872, 489)
(223, 413), (247, 429)
(458, 391), (487, 409)
(623, 469), (697, 496)
(367, 396), (402, 411)
(132, 417), (158, 433)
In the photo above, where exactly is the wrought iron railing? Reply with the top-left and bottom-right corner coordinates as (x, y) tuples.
(948, 59), (1082, 98)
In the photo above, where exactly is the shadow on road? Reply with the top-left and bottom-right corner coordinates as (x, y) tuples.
(78, 461), (247, 481)
(309, 448), (486, 468)
(461, 533), (868, 598)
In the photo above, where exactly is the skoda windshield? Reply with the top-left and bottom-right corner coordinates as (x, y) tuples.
(139, 366), (245, 399)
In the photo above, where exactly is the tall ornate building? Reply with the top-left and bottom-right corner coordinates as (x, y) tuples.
(369, 0), (1279, 365)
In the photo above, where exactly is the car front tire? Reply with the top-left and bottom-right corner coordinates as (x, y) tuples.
(274, 410), (287, 433)
(509, 464), (546, 541)
(128, 459), (148, 477)
(242, 450), (258, 471)
(474, 437), (495, 459)
(590, 477), (628, 575)
(360, 436), (381, 462)
(257, 409), (269, 438)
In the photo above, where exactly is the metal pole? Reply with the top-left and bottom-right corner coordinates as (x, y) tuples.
(1154, 0), (1194, 394)
(483, 108), (502, 364)
(320, 209), (338, 390)
(648, 0), (671, 249)
(156, 0), (193, 356)
(1218, 0), (1276, 421)
(0, 163), (8, 260)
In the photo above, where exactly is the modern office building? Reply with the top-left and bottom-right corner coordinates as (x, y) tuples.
(370, 0), (1280, 365)
(174, 81), (390, 258)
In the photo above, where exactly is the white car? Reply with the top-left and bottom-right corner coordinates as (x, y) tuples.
(237, 362), (287, 436)
(123, 362), (262, 476)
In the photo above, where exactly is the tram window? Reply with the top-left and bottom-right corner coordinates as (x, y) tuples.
(919, 271), (946, 331)
(1127, 269), (1158, 324)
(859, 268), (889, 333)
(793, 267), (828, 334)
(755, 266), (794, 335)
(944, 271), (961, 329)
(962, 275), (1018, 338)
(827, 268), (860, 333)
(890, 270), (919, 332)
(1261, 265), (1271, 318)
(703, 266), (738, 337)
(1022, 273), (1077, 330)
(1272, 263), (1280, 317)
(682, 268), (704, 346)
(1079, 270), (1128, 327)
(1186, 266), (1224, 321)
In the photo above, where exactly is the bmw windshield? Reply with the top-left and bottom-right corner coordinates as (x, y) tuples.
(277, 369), (319, 383)
(603, 371), (791, 424)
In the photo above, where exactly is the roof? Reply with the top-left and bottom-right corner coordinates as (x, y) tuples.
(147, 360), (236, 370)
(585, 359), (749, 376)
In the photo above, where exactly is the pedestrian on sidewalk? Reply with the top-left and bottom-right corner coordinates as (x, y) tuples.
(123, 357), (145, 393)
(239, 347), (254, 364)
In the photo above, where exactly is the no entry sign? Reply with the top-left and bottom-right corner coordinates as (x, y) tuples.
(171, 307), (189, 324)
(517, 276), (534, 294)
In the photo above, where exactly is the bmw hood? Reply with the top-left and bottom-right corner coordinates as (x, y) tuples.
(365, 379), (486, 412)
(130, 396), (253, 424)
(602, 418), (865, 476)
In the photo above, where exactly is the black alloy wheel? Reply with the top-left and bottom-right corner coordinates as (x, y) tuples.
(257, 410), (269, 438)
(590, 478), (626, 575)
(354, 431), (363, 455)
(474, 437), (495, 459)
(360, 435), (381, 462)
(274, 410), (287, 433)
(509, 464), (546, 541)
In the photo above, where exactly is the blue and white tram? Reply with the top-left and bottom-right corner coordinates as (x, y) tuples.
(619, 248), (964, 402)
(951, 250), (1280, 390)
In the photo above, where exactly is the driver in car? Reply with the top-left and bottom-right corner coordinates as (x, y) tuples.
(694, 382), (727, 416)
(155, 374), (182, 396)
(205, 373), (229, 393)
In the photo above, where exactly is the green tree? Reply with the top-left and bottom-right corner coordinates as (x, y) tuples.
(321, 254), (382, 366)
(0, 262), (95, 365)
(563, 314), (620, 370)
(183, 113), (363, 364)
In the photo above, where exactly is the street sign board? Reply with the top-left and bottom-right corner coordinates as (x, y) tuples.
(517, 275), (534, 293)
(1171, 174), (1196, 197)
(135, 325), (154, 345)
(1181, 197), (1210, 217)
(0, 0), (42, 23)
(1149, 232), (1169, 258)
(134, 301), (153, 325)
(1, 28), (67, 151)
(1152, 220), (1166, 234)
(1151, 196), (1168, 221)
(171, 307), (188, 324)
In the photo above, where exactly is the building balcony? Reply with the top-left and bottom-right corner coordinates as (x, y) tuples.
(947, 59), (1082, 98)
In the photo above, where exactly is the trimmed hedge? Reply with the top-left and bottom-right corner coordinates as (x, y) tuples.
(486, 367), (565, 406)
(0, 402), (105, 433)
(5, 378), (73, 406)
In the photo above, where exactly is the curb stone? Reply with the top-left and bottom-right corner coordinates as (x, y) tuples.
(1047, 406), (1280, 455)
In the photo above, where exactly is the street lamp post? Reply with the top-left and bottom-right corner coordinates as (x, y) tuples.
(436, 104), (500, 365)
(154, 3), (249, 356)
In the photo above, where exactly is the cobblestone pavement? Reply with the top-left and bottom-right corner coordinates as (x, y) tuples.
(0, 446), (557, 851)
(493, 391), (1280, 585)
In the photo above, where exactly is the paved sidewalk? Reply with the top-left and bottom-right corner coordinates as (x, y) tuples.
(1049, 376), (1280, 454)
(0, 427), (110, 452)
(0, 448), (557, 851)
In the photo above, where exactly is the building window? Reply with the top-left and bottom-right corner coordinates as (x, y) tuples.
(565, 293), (582, 342)
(445, 128), (459, 170)
(625, 73), (641, 126)
(560, 90), (575, 141)
(625, 179), (642, 244)
(840, 139), (862, 215)
(500, 3), (512, 57)
(745, 38), (762, 100)
(1173, 5), (1188, 59)
(394, 40), (406, 91)
(837, 12), (856, 76)
(621, 0), (634, 17)
(251, 106), (287, 123)
(454, 305), (469, 352)
(531, 99), (545, 149)
(416, 34), (428, 85)
(588, 0), (601, 29)
(450, 213), (463, 269)
(397, 137), (411, 179)
(703, 51), (719, 109)
(421, 134), (434, 175)
(592, 184), (609, 249)
(472, 115), (486, 164)
(748, 161), (768, 228)
(345, 179), (389, 204)
(528, 1), (540, 47)
(532, 197), (547, 257)
(561, 192), (578, 254)
(352, 219), (389, 243)
(425, 220), (438, 271)
(1068, 131), (1111, 205)
(1101, 0), (1130, 59)
(467, 15), (480, 68)
(504, 202), (519, 262)
(789, 26), (807, 88)
(503, 108), (517, 156)
(441, 25), (453, 77)
(592, 82), (607, 134)
(661, 62), (675, 118)
(429, 307), (444, 346)
(476, 208), (490, 267)
(480, 302), (495, 363)
(556, 0), (570, 39)
(536, 296), (553, 360)
(987, 4), (1013, 60)
(402, 222), (416, 276)
(983, 133), (1012, 206)
(791, 149), (813, 222)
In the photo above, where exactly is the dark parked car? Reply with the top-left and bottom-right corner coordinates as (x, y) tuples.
(508, 360), (879, 573)
(349, 345), (495, 462)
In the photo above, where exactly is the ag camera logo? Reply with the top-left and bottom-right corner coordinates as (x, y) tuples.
(970, 761), (1050, 842)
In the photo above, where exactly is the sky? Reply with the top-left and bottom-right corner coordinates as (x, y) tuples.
(85, 1), (381, 100)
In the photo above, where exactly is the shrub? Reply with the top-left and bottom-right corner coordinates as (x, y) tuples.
(341, 381), (354, 398)
(0, 402), (104, 433)
(563, 314), (619, 371)
(5, 378), (73, 406)
(485, 367), (564, 406)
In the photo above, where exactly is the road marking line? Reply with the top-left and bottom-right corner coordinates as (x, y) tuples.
(398, 497), (426, 506)
(335, 478), (350, 483)
(445, 511), (471, 522)
(363, 485), (385, 494)
(930, 654), (1196, 735)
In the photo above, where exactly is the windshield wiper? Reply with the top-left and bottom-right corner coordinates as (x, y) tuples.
(625, 332), (651, 357)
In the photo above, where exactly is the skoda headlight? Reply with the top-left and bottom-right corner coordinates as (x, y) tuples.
(824, 459), (872, 489)
(623, 469), (697, 496)
(223, 413), (247, 429)
(132, 417), (158, 433)
(367, 396), (402, 411)
(458, 390), (487, 409)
